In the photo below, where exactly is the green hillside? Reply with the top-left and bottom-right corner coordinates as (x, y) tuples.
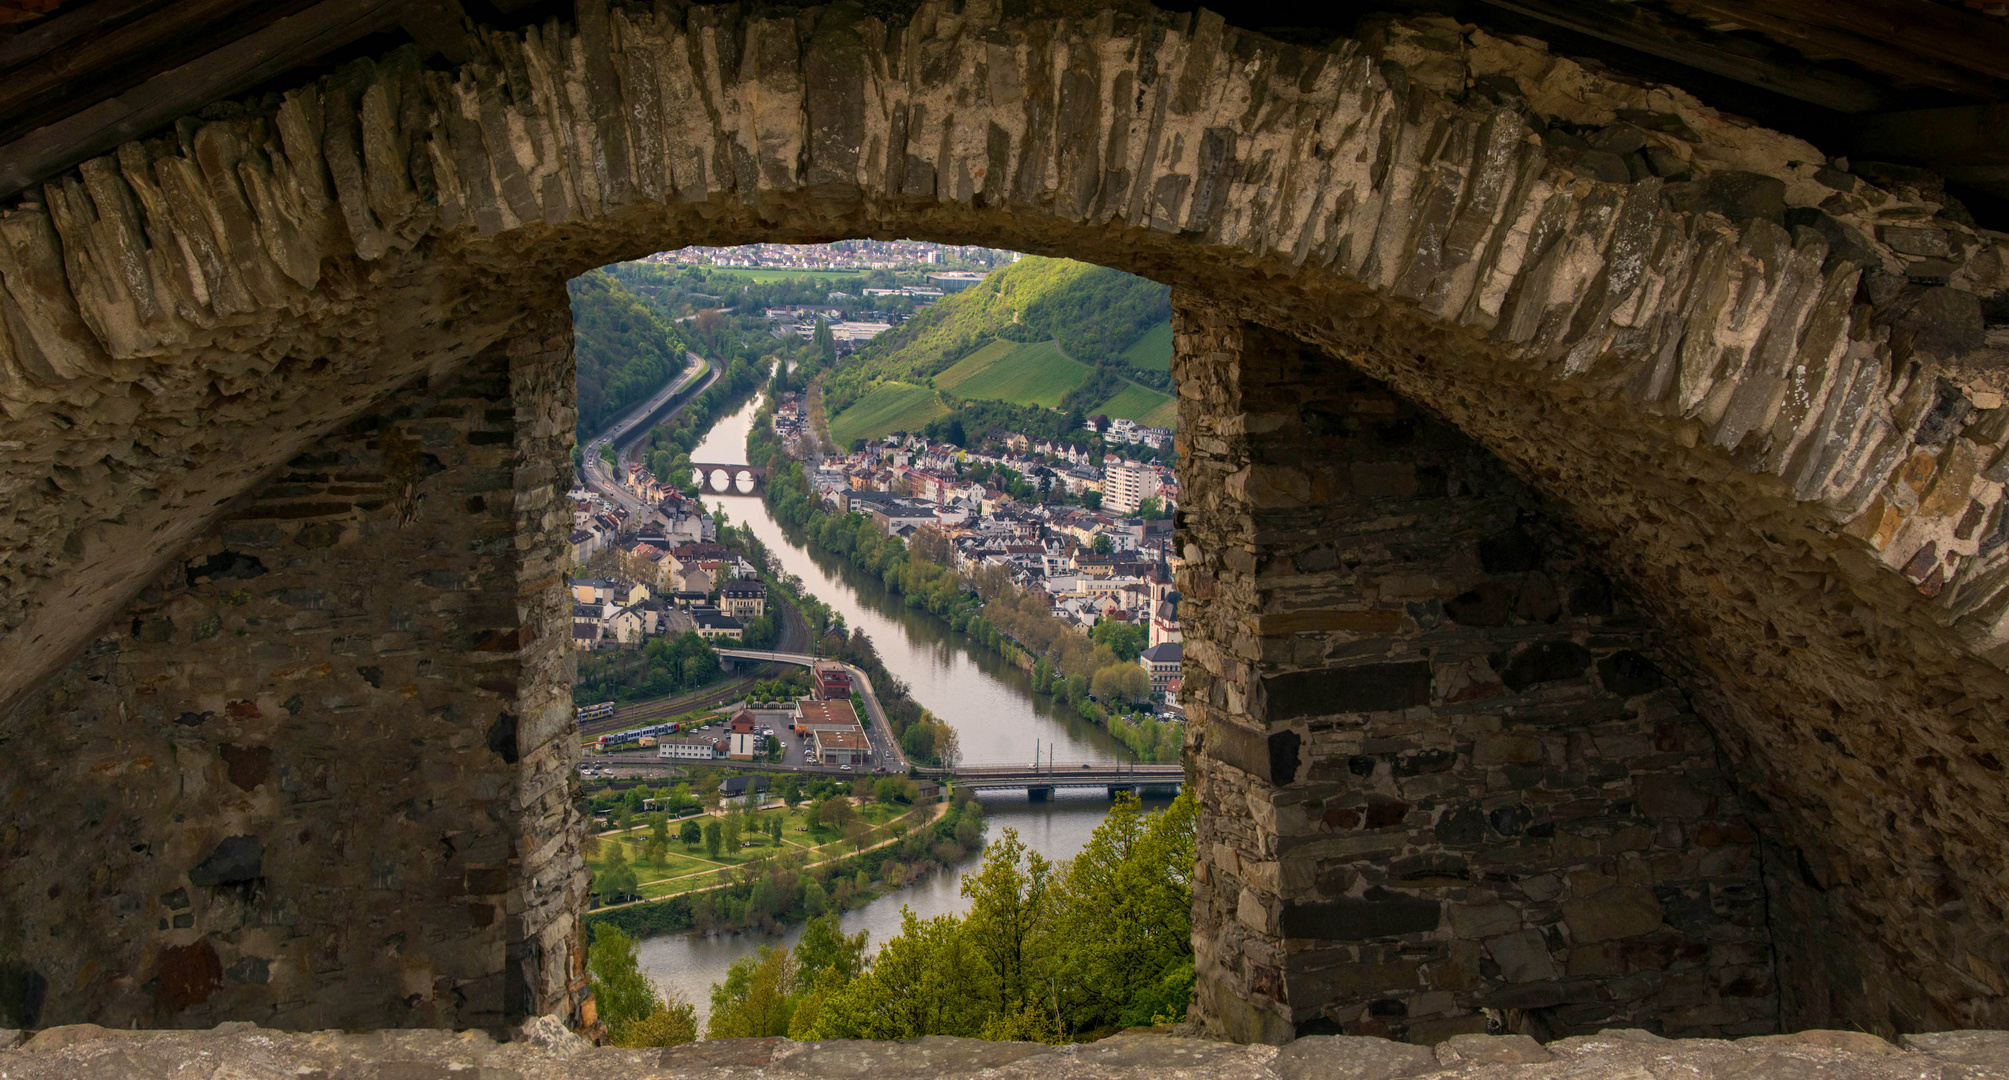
(823, 256), (1179, 442)
(1095, 382), (1176, 426)
(1119, 321), (1174, 372)
(938, 340), (1089, 407)
(829, 382), (948, 447)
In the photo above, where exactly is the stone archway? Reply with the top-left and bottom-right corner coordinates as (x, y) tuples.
(1, 0), (2006, 1040)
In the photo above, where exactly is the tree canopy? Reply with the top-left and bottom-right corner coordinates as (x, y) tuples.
(692, 793), (1198, 1044)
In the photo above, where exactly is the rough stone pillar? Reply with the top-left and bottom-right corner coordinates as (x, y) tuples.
(1175, 297), (1775, 1044)
(0, 314), (587, 1031)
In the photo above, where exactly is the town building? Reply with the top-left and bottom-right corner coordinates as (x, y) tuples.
(721, 580), (768, 619)
(1139, 641), (1183, 696)
(794, 697), (861, 735)
(692, 609), (744, 642)
(1103, 459), (1155, 515)
(656, 738), (717, 761)
(809, 727), (869, 765)
(726, 711), (763, 760)
(717, 775), (769, 807)
(813, 660), (852, 701)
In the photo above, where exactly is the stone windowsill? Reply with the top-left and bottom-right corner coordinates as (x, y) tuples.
(1, 1021), (2005, 1079)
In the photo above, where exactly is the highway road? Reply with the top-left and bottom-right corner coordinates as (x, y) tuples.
(715, 649), (911, 771)
(580, 351), (716, 512)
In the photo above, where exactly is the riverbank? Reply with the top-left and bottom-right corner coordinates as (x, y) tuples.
(745, 399), (1180, 763)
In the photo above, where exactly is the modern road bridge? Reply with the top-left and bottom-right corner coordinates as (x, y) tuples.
(929, 763), (1186, 799)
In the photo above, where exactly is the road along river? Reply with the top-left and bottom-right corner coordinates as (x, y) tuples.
(635, 396), (1166, 1021)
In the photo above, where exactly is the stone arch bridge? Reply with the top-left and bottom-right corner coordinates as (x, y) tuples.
(689, 463), (766, 493)
(0, 0), (2006, 1048)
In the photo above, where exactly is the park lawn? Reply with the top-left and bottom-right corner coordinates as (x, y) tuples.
(829, 382), (948, 446)
(1095, 381), (1175, 425)
(591, 801), (927, 895)
(940, 339), (1089, 407)
(1118, 320), (1173, 372)
(601, 800), (943, 904)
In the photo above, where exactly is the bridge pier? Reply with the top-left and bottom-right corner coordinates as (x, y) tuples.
(1026, 786), (1054, 802)
(1106, 785), (1136, 799)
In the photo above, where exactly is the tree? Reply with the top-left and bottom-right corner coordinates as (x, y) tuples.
(588, 926), (661, 1038)
(802, 910), (996, 1039)
(960, 828), (1054, 1014)
(597, 861), (640, 903)
(724, 813), (745, 851)
(1050, 793), (1197, 1031)
(1135, 496), (1163, 519)
(1091, 534), (1113, 555)
(820, 798), (856, 830)
(1091, 619), (1147, 662)
(1091, 663), (1151, 704)
(706, 945), (797, 1039)
(1081, 490), (1102, 510)
(617, 998), (699, 1048)
(768, 815), (785, 843)
(703, 820), (724, 859)
(680, 819), (703, 846)
(900, 722), (936, 762)
(845, 819), (873, 851)
(781, 775), (804, 807)
(794, 912), (869, 983)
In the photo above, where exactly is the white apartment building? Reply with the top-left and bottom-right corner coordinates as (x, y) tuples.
(1103, 460), (1154, 515)
(657, 737), (719, 761)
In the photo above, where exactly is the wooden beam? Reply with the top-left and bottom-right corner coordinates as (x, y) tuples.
(1852, 103), (2009, 202)
(0, 0), (276, 122)
(1475, 0), (1895, 112)
(0, 0), (164, 73)
(0, 0), (412, 201)
(1662, 0), (2009, 97)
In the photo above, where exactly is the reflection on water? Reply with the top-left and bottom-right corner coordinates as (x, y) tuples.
(636, 791), (1169, 1024)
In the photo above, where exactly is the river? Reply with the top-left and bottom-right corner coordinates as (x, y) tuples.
(636, 395), (1162, 1021)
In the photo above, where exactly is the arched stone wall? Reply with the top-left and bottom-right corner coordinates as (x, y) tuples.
(0, 0), (2005, 1038)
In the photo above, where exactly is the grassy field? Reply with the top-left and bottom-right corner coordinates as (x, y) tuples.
(934, 339), (1020, 386)
(707, 268), (867, 284)
(1118, 321), (1173, 372)
(829, 381), (949, 446)
(938, 339), (1089, 407)
(1095, 381), (1176, 427)
(588, 802), (922, 901)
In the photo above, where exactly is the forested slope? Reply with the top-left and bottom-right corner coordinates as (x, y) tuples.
(569, 269), (695, 440)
